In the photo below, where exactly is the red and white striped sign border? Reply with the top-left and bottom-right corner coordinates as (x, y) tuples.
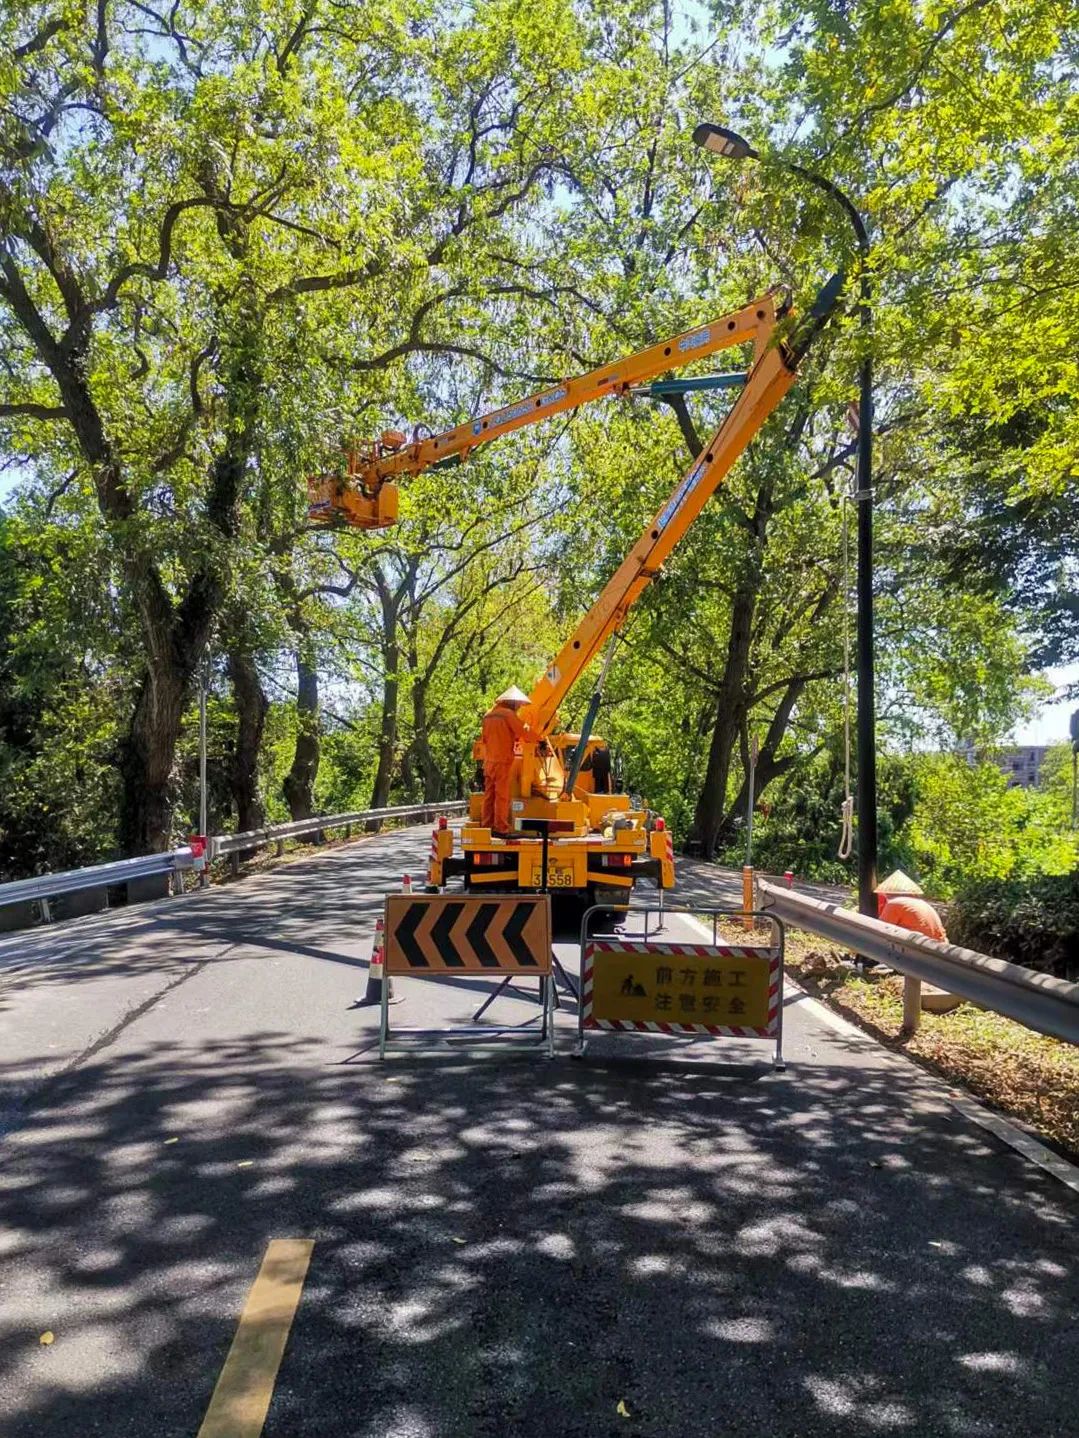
(581, 940), (781, 1040)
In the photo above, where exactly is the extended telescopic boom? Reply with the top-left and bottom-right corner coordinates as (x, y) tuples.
(308, 274), (842, 740)
(307, 294), (790, 530)
(521, 274), (843, 738)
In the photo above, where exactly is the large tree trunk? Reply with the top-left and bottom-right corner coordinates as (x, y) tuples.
(118, 666), (188, 854)
(409, 671), (443, 801)
(718, 576), (841, 843)
(689, 582), (757, 859)
(283, 643), (320, 821)
(227, 644), (268, 833)
(116, 323), (256, 849)
(367, 571), (402, 826)
(687, 446), (789, 859)
(8, 301), (221, 856)
(0, 161), (266, 856)
(368, 649), (399, 819)
(720, 678), (808, 844)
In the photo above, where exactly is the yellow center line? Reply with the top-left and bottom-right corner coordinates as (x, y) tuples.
(197, 1238), (314, 1438)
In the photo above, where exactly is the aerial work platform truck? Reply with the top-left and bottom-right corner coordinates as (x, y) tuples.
(309, 275), (841, 906)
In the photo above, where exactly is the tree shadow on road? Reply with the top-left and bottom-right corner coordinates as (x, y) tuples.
(0, 829), (432, 1000)
(0, 1022), (1075, 1438)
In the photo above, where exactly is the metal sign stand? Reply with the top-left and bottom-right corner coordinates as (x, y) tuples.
(379, 892), (555, 1059)
(470, 817), (577, 1025)
(380, 970), (554, 1059)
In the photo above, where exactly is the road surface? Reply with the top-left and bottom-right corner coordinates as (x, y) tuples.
(0, 824), (1075, 1436)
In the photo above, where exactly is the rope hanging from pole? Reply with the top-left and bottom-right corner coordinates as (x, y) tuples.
(837, 494), (855, 861)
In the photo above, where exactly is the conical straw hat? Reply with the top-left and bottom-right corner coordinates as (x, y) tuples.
(876, 868), (923, 896)
(496, 685), (529, 705)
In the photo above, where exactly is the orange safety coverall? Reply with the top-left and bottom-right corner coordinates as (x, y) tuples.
(481, 703), (528, 834)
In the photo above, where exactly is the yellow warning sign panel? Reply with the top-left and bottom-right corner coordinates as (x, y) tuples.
(384, 893), (551, 975)
(584, 942), (776, 1033)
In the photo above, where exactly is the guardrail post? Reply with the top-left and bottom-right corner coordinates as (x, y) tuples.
(230, 851), (241, 877)
(276, 839), (285, 857)
(345, 823), (352, 840)
(902, 976), (922, 1033)
(38, 897), (52, 924)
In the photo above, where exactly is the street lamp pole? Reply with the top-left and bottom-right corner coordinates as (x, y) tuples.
(198, 647), (210, 887)
(692, 123), (878, 913)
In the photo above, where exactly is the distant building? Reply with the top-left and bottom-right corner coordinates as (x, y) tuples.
(998, 746), (1048, 788)
(958, 741), (1047, 788)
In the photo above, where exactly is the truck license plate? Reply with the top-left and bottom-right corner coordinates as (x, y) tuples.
(530, 864), (574, 888)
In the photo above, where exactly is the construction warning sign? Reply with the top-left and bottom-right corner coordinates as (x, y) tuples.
(582, 940), (779, 1037)
(384, 893), (551, 975)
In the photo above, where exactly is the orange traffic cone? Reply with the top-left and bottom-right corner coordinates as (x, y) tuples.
(360, 914), (395, 1006)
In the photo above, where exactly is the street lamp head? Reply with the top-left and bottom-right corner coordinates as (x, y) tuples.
(691, 122), (758, 162)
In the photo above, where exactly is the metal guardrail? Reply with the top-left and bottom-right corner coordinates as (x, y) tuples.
(757, 877), (1079, 1046)
(0, 802), (467, 920)
(209, 800), (467, 860)
(0, 847), (197, 914)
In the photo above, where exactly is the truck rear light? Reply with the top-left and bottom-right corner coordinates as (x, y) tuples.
(474, 852), (496, 868)
(607, 853), (632, 868)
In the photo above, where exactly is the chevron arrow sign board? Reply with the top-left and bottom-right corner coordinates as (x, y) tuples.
(384, 894), (551, 975)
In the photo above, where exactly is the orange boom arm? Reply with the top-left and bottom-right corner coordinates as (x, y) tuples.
(525, 304), (794, 736)
(520, 274), (843, 736)
(307, 294), (785, 530)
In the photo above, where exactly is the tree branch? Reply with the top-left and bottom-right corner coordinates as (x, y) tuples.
(44, 466), (79, 517)
(277, 4), (315, 73)
(13, 16), (69, 59)
(101, 197), (232, 307)
(0, 400), (68, 422)
(266, 255), (383, 303)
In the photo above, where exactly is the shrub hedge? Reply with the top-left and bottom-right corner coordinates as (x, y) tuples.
(948, 870), (1079, 980)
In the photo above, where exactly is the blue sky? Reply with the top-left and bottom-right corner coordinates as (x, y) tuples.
(1014, 666), (1078, 747)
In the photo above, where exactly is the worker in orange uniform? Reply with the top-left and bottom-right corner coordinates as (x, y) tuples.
(879, 893), (947, 942)
(481, 686), (531, 836)
(876, 870), (947, 941)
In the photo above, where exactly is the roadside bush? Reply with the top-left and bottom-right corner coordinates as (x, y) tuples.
(904, 750), (1076, 896)
(714, 748), (917, 884)
(948, 871), (1079, 980)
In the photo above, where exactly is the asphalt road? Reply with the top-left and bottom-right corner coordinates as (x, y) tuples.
(0, 825), (1075, 1437)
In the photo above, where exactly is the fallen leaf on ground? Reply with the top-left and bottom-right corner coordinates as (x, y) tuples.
(39, 1332), (54, 1346)
(163, 1137), (179, 1146)
(451, 1237), (467, 1245)
(236, 1160), (254, 1169)
(617, 1399), (631, 1417)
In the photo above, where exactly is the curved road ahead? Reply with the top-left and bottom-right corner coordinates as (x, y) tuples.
(0, 824), (1075, 1436)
